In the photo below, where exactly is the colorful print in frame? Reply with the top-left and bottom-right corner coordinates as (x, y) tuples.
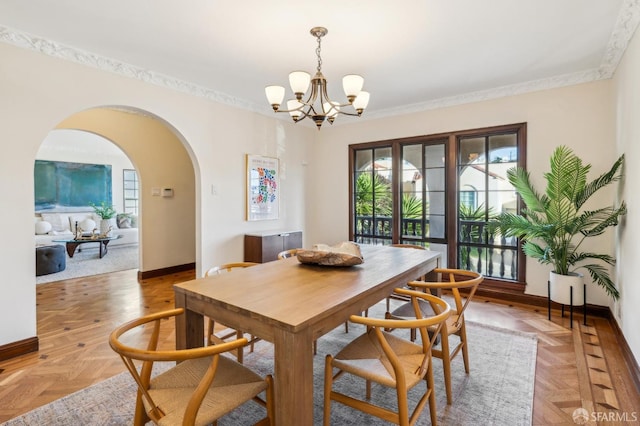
(246, 154), (279, 221)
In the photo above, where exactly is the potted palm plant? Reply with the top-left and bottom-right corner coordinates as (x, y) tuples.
(90, 201), (117, 236)
(489, 145), (626, 303)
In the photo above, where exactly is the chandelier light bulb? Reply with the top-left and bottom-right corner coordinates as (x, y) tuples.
(323, 101), (340, 123)
(353, 91), (370, 114)
(289, 71), (311, 99)
(265, 85), (285, 110)
(287, 99), (304, 121)
(342, 74), (364, 102)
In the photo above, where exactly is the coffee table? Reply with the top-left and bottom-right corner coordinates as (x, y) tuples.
(52, 235), (122, 259)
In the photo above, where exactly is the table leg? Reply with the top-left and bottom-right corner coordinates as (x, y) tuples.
(65, 242), (79, 258)
(99, 240), (111, 258)
(174, 293), (204, 350)
(273, 328), (314, 426)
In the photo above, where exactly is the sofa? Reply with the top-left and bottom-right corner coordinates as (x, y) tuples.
(35, 211), (139, 247)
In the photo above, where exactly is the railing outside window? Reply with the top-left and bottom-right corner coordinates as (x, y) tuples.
(458, 219), (518, 280)
(354, 215), (517, 281)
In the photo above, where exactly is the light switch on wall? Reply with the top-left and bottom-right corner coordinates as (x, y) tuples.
(151, 187), (161, 196)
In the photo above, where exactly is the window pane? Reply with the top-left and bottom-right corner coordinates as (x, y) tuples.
(488, 134), (517, 161)
(489, 190), (517, 216)
(123, 169), (139, 215)
(353, 147), (392, 244)
(427, 214), (445, 238)
(487, 162), (516, 191)
(402, 145), (422, 170)
(459, 165), (486, 191)
(424, 145), (444, 167)
(426, 191), (445, 215)
(354, 150), (372, 171)
(401, 145), (424, 242)
(459, 137), (485, 166)
(424, 169), (444, 191)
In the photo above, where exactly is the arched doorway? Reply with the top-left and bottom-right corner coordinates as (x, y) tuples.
(34, 106), (197, 280)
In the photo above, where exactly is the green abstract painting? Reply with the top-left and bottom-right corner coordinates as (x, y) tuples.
(35, 160), (112, 211)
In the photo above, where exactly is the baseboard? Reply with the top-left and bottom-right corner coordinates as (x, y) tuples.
(608, 314), (640, 394)
(474, 284), (610, 318)
(0, 336), (38, 362)
(138, 262), (195, 280)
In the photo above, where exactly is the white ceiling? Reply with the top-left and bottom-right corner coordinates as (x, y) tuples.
(1, 1), (638, 122)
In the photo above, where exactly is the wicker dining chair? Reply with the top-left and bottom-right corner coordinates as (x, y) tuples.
(276, 248), (301, 259)
(109, 308), (274, 426)
(404, 268), (483, 404)
(204, 262), (261, 363)
(323, 289), (451, 426)
(385, 244), (429, 314)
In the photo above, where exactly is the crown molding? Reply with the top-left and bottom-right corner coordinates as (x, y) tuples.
(599, 0), (640, 78)
(1, 0), (639, 122)
(0, 24), (263, 115)
(365, 68), (603, 120)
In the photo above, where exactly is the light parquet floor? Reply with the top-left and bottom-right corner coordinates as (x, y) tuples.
(0, 269), (638, 424)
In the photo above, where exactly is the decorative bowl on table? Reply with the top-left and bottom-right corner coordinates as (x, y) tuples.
(296, 242), (364, 266)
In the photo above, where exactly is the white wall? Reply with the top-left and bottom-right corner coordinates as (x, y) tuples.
(612, 23), (640, 365)
(36, 129), (134, 214)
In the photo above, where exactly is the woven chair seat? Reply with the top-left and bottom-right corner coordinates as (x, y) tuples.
(332, 329), (426, 389)
(148, 356), (267, 426)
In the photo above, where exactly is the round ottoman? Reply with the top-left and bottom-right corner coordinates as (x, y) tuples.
(35, 244), (66, 276)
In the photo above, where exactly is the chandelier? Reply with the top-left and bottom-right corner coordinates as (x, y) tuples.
(265, 27), (370, 129)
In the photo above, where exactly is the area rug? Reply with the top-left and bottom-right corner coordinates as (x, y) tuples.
(2, 307), (537, 425)
(36, 245), (139, 285)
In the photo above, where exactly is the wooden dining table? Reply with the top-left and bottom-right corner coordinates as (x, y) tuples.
(173, 243), (441, 425)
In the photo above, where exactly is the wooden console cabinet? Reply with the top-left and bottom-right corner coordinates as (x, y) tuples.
(244, 230), (302, 263)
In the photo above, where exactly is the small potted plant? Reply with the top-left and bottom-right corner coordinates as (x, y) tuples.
(90, 201), (117, 236)
(489, 145), (626, 303)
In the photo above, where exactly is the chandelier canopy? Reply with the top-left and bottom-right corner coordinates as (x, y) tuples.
(265, 27), (370, 129)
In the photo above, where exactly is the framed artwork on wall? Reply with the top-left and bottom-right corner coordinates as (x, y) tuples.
(246, 154), (279, 221)
(35, 160), (112, 211)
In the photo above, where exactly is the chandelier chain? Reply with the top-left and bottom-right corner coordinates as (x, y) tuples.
(316, 34), (322, 73)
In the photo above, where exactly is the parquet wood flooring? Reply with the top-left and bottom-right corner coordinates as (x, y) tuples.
(0, 270), (638, 424)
